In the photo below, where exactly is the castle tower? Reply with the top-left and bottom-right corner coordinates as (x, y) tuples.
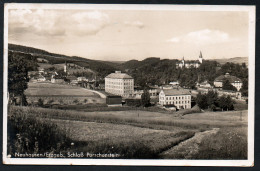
(199, 51), (203, 64)
(64, 61), (67, 74)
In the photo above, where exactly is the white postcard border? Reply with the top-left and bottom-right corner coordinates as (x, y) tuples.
(2, 3), (255, 166)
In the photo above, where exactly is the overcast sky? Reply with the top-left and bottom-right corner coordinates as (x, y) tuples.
(8, 8), (249, 61)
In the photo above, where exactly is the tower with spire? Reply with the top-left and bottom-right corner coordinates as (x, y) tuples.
(181, 56), (185, 66)
(176, 51), (204, 69)
(199, 51), (203, 64)
(64, 61), (67, 75)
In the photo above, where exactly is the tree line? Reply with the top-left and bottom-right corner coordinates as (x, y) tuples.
(8, 51), (38, 105)
(122, 58), (248, 96)
(196, 91), (234, 111)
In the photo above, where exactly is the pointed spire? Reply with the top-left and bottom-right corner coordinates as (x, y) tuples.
(199, 51), (203, 58)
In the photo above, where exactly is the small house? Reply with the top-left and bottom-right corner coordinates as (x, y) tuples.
(51, 76), (65, 84)
(77, 77), (88, 82)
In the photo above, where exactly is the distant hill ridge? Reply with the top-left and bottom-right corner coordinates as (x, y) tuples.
(209, 57), (248, 65)
(8, 44), (248, 78)
(8, 44), (118, 78)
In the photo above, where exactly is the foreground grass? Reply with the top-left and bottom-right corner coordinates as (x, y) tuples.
(8, 106), (248, 159)
(62, 120), (195, 159)
(8, 106), (195, 158)
(9, 106), (247, 131)
(193, 126), (247, 159)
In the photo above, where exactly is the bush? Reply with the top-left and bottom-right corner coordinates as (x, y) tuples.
(58, 99), (64, 105)
(7, 106), (72, 157)
(47, 99), (54, 105)
(38, 99), (44, 107)
(73, 99), (79, 104)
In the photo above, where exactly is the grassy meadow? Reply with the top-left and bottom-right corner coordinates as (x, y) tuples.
(7, 105), (248, 159)
(24, 82), (105, 105)
(25, 82), (98, 96)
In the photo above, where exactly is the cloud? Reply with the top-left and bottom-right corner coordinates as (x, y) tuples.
(168, 29), (230, 45)
(124, 21), (144, 28)
(8, 9), (110, 37)
(168, 37), (180, 43)
(69, 11), (110, 36)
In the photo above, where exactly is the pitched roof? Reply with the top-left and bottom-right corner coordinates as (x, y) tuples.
(214, 73), (242, 83)
(106, 73), (133, 79)
(161, 89), (191, 96)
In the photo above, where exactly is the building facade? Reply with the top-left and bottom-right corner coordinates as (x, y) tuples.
(133, 89), (157, 98)
(105, 71), (134, 97)
(159, 89), (191, 109)
(176, 51), (203, 68)
(214, 73), (243, 91)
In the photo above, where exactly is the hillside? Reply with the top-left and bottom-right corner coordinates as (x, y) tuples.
(209, 57), (248, 65)
(8, 44), (248, 88)
(8, 44), (118, 78)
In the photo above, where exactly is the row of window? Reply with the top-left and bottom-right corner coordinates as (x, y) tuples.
(161, 96), (190, 100)
(106, 82), (134, 85)
(161, 101), (190, 105)
(106, 89), (134, 94)
(106, 85), (134, 89)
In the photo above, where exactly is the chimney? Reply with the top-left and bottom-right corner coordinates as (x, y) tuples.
(115, 71), (121, 74)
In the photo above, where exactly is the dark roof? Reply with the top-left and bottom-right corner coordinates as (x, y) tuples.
(53, 76), (64, 79)
(161, 89), (191, 96)
(107, 96), (122, 98)
(106, 73), (133, 79)
(164, 104), (177, 108)
(214, 73), (242, 83)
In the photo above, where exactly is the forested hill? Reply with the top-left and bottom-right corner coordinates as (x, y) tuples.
(9, 44), (70, 59)
(8, 44), (118, 78)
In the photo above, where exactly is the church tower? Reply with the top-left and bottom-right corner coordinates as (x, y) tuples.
(64, 61), (67, 75)
(182, 56), (185, 65)
(199, 51), (203, 64)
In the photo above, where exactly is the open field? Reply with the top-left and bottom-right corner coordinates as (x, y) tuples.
(25, 82), (97, 96)
(24, 82), (105, 105)
(8, 106), (248, 159)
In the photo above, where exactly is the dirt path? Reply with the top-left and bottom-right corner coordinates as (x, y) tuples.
(84, 88), (107, 98)
(159, 128), (220, 159)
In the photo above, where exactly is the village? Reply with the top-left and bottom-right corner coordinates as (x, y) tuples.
(5, 5), (254, 163)
(25, 52), (246, 112)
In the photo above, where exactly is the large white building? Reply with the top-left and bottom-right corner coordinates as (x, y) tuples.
(105, 71), (134, 97)
(214, 73), (243, 91)
(176, 51), (203, 68)
(159, 89), (192, 109)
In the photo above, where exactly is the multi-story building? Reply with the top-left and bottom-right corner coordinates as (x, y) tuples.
(214, 73), (243, 91)
(176, 51), (203, 68)
(105, 71), (134, 97)
(159, 89), (192, 109)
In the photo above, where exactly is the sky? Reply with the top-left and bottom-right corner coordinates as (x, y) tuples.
(8, 8), (250, 61)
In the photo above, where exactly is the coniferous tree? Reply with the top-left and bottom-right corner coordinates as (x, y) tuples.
(141, 88), (151, 107)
